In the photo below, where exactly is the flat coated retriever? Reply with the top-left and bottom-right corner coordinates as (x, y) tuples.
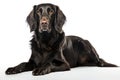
(6, 3), (117, 76)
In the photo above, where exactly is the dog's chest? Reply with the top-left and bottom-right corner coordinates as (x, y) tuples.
(42, 51), (49, 59)
(34, 50), (51, 66)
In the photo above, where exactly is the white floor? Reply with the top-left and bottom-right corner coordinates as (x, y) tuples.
(1, 67), (120, 80)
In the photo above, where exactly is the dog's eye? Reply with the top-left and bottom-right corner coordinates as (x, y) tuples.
(47, 8), (54, 14)
(39, 8), (43, 13)
(49, 9), (54, 14)
(36, 8), (43, 14)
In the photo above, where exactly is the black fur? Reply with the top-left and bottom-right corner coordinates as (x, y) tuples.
(6, 3), (117, 76)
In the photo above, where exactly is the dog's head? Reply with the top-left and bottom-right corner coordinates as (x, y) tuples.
(27, 3), (66, 33)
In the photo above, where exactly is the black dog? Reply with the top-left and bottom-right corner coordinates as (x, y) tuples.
(6, 3), (117, 76)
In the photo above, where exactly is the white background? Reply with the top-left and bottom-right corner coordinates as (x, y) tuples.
(0, 0), (120, 79)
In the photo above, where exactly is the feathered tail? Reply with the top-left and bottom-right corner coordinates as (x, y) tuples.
(98, 58), (118, 67)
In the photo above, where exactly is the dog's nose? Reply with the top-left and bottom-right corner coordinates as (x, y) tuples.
(41, 21), (47, 25)
(41, 17), (48, 25)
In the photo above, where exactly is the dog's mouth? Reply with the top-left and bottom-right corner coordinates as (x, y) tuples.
(39, 25), (51, 33)
(41, 24), (48, 31)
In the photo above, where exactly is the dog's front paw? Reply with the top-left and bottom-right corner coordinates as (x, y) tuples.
(6, 67), (23, 75)
(32, 66), (51, 76)
(6, 67), (16, 75)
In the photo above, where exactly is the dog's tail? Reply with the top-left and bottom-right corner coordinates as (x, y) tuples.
(98, 58), (118, 67)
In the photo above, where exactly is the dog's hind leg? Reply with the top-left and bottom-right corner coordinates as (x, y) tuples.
(84, 40), (117, 67)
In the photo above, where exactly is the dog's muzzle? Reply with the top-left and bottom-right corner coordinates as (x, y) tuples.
(39, 16), (51, 33)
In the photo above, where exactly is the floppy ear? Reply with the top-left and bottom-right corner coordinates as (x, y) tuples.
(55, 6), (66, 33)
(26, 5), (37, 32)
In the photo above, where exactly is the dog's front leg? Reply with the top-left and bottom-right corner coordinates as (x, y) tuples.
(51, 50), (70, 72)
(5, 60), (36, 75)
(32, 62), (52, 75)
(32, 50), (70, 76)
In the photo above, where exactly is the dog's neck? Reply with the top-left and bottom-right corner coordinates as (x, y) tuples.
(38, 31), (52, 42)
(34, 30), (65, 51)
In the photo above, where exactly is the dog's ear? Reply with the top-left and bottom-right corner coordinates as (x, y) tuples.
(54, 5), (66, 33)
(26, 5), (37, 32)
